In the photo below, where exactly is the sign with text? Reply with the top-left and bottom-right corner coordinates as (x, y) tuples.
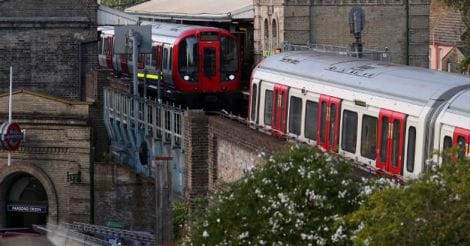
(7, 204), (48, 214)
(0, 122), (23, 151)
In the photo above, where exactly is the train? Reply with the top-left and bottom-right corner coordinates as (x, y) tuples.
(249, 51), (470, 179)
(98, 22), (241, 105)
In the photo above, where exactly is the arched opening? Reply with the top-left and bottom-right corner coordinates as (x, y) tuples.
(263, 18), (269, 51)
(3, 173), (48, 228)
(272, 18), (278, 50)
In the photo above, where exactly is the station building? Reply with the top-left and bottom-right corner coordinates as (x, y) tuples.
(0, 0), (98, 228)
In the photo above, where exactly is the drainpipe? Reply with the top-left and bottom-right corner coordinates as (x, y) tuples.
(405, 0), (410, 65)
(90, 144), (95, 224)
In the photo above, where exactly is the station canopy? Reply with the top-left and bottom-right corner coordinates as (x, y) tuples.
(125, 0), (253, 22)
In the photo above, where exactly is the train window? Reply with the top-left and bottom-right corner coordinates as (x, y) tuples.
(264, 90), (273, 126)
(288, 96), (302, 135)
(361, 115), (377, 159)
(341, 110), (358, 153)
(251, 84), (258, 122)
(457, 136), (466, 160)
(204, 47), (216, 77)
(320, 102), (327, 144)
(380, 117), (389, 163)
(220, 36), (238, 81)
(178, 36), (199, 81)
(163, 48), (169, 69)
(406, 126), (416, 172)
(391, 120), (402, 168)
(443, 136), (452, 150)
(169, 48), (173, 70)
(305, 100), (318, 140)
(151, 46), (156, 67)
(329, 104), (337, 146)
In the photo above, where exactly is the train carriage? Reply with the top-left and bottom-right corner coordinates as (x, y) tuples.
(249, 51), (470, 179)
(98, 22), (241, 103)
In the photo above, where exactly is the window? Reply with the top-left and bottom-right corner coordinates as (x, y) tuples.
(341, 110), (358, 153)
(272, 19), (278, 49)
(288, 96), (302, 135)
(169, 48), (173, 70)
(264, 90), (273, 126)
(264, 19), (269, 51)
(380, 117), (389, 163)
(406, 127), (416, 172)
(151, 46), (157, 67)
(203, 47), (216, 77)
(220, 36), (238, 81)
(329, 104), (337, 146)
(443, 136), (452, 150)
(457, 136), (466, 160)
(391, 120), (402, 168)
(305, 101), (318, 140)
(178, 36), (198, 81)
(320, 102), (327, 144)
(163, 48), (169, 69)
(361, 115), (377, 159)
(251, 84), (258, 122)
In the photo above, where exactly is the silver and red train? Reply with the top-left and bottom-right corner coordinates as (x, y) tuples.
(249, 51), (470, 179)
(98, 22), (241, 101)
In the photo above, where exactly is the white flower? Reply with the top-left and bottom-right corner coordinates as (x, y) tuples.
(238, 231), (249, 239)
(202, 230), (209, 238)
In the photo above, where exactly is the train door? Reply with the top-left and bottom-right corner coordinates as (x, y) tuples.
(199, 41), (220, 91)
(105, 37), (114, 70)
(272, 84), (288, 135)
(453, 127), (470, 159)
(120, 55), (129, 76)
(376, 109), (406, 175)
(317, 95), (341, 151)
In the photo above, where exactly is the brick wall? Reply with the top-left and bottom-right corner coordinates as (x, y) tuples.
(184, 111), (286, 198)
(94, 161), (155, 232)
(0, 91), (91, 226)
(254, 0), (429, 67)
(0, 0), (98, 100)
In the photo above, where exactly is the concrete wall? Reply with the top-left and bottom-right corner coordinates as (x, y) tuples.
(0, 0), (98, 100)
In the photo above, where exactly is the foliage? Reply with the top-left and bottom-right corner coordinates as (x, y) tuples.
(172, 201), (189, 241)
(184, 145), (377, 245)
(99, 0), (149, 10)
(346, 155), (470, 245)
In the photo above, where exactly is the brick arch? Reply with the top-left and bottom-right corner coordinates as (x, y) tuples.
(0, 162), (59, 226)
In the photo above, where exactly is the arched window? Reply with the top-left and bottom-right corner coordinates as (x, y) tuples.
(264, 18), (269, 51)
(272, 18), (278, 49)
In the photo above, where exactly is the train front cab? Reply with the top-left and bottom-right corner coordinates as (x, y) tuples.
(174, 31), (240, 95)
(250, 79), (421, 178)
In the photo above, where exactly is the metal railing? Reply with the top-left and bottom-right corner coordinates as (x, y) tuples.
(282, 42), (392, 62)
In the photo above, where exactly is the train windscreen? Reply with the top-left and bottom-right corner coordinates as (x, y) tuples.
(178, 36), (199, 82)
(220, 36), (238, 82)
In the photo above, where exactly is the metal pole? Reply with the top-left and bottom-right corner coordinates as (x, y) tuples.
(7, 66), (12, 166)
(157, 70), (161, 104)
(130, 30), (139, 97)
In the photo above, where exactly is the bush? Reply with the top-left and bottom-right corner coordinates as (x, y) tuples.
(185, 145), (374, 245)
(346, 155), (470, 244)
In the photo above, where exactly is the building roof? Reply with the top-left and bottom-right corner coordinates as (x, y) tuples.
(125, 0), (253, 22)
(98, 4), (138, 26)
(431, 8), (466, 46)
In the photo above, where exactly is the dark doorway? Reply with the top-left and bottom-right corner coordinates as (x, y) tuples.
(5, 174), (48, 228)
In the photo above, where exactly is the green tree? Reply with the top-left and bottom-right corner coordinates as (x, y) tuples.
(184, 145), (376, 245)
(346, 156), (470, 245)
(442, 0), (470, 72)
(99, 0), (149, 10)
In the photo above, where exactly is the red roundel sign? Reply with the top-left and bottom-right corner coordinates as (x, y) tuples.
(1, 122), (23, 151)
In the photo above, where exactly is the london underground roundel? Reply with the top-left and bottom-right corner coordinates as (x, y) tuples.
(0, 122), (23, 151)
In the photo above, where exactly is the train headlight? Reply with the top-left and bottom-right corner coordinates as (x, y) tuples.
(184, 75), (190, 81)
(229, 74), (235, 80)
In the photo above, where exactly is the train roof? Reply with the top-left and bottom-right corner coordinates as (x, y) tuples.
(256, 51), (470, 106)
(99, 22), (231, 44)
(447, 89), (470, 118)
